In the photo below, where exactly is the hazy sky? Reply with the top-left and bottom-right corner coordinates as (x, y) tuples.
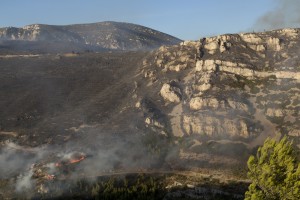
(0, 0), (288, 40)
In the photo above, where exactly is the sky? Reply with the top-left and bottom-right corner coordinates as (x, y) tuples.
(0, 0), (293, 40)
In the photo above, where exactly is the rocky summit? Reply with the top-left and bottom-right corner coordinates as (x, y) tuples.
(0, 21), (182, 53)
(137, 28), (300, 146)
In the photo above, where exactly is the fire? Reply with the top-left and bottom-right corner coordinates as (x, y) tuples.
(45, 174), (55, 180)
(69, 155), (85, 164)
(55, 153), (86, 167)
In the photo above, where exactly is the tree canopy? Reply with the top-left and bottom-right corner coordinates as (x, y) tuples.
(245, 136), (300, 200)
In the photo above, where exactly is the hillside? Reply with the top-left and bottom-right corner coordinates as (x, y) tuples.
(139, 28), (300, 140)
(0, 21), (182, 53)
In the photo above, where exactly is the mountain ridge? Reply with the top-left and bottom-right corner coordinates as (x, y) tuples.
(0, 21), (182, 52)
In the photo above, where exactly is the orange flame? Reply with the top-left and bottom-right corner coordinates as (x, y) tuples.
(55, 155), (86, 167)
(69, 155), (85, 164)
(55, 163), (61, 167)
(45, 174), (55, 180)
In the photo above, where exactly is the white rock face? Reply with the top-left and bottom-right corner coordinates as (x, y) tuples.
(140, 28), (300, 141)
(220, 65), (255, 77)
(189, 97), (223, 110)
(266, 108), (284, 117)
(195, 60), (217, 72)
(240, 33), (262, 43)
(219, 41), (227, 53)
(198, 73), (212, 83)
(227, 100), (249, 112)
(189, 97), (248, 111)
(196, 59), (255, 77)
(194, 83), (211, 92)
(196, 58), (300, 79)
(278, 28), (298, 38)
(167, 63), (188, 72)
(288, 129), (300, 137)
(203, 36), (231, 54)
(160, 83), (181, 103)
(267, 37), (281, 51)
(204, 41), (219, 54)
(145, 117), (164, 128)
(154, 42), (197, 72)
(249, 44), (266, 52)
(274, 71), (300, 79)
(183, 115), (250, 138)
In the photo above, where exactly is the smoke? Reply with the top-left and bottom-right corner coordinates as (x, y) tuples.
(254, 0), (300, 30)
(15, 169), (35, 193)
(0, 142), (47, 178)
(0, 130), (170, 198)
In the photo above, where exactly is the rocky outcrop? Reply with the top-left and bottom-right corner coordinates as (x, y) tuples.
(240, 33), (262, 44)
(189, 97), (249, 112)
(266, 108), (284, 117)
(189, 97), (223, 110)
(195, 60), (218, 72)
(267, 37), (282, 51)
(249, 44), (266, 52)
(195, 59), (300, 79)
(138, 28), (300, 143)
(203, 36), (231, 54)
(227, 100), (249, 112)
(277, 28), (298, 38)
(153, 44), (197, 72)
(204, 40), (219, 54)
(160, 83), (181, 103)
(183, 115), (251, 138)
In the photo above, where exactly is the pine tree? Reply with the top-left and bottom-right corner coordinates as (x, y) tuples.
(245, 136), (300, 200)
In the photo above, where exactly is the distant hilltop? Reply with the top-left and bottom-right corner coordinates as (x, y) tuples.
(0, 21), (182, 53)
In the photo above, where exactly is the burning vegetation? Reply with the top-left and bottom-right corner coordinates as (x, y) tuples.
(55, 152), (86, 167)
(30, 152), (87, 183)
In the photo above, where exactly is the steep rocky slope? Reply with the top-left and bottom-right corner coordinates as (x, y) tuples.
(0, 21), (181, 53)
(135, 28), (300, 149)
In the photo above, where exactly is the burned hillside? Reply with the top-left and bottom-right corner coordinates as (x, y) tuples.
(0, 28), (299, 199)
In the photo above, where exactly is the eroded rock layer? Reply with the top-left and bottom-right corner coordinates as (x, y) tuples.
(135, 28), (300, 146)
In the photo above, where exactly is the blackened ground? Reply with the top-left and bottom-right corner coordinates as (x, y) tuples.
(0, 51), (148, 146)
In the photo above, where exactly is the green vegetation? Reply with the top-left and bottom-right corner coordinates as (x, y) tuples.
(91, 175), (164, 200)
(245, 136), (300, 200)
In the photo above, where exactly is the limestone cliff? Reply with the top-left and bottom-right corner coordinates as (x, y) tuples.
(134, 28), (300, 147)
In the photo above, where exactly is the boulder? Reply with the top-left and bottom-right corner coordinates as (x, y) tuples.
(204, 41), (219, 54)
(160, 83), (181, 103)
(145, 117), (164, 129)
(219, 41), (228, 53)
(194, 83), (211, 92)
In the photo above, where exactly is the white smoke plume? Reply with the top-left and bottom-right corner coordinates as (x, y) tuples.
(254, 0), (300, 30)
(15, 168), (35, 193)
